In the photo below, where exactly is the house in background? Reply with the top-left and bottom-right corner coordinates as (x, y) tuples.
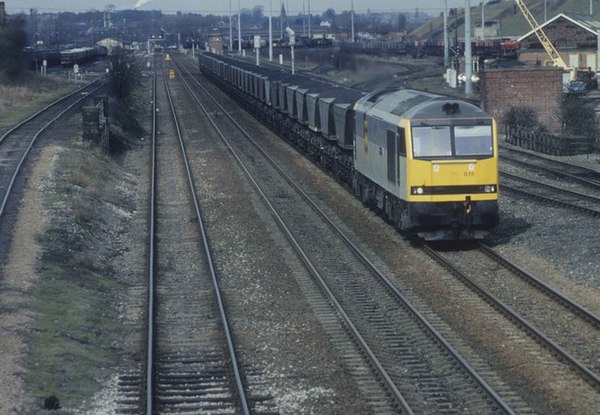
(474, 20), (501, 39)
(518, 13), (600, 71)
(96, 37), (126, 52)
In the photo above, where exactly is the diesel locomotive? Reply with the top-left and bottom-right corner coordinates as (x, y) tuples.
(198, 52), (499, 240)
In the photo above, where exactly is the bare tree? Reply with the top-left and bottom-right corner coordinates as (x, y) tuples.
(106, 47), (141, 101)
(0, 17), (27, 81)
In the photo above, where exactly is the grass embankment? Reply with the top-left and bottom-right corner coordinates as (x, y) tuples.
(24, 126), (142, 411)
(0, 75), (78, 129)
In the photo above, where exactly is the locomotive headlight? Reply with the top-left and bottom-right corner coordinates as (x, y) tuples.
(414, 187), (424, 195)
(484, 185), (495, 193)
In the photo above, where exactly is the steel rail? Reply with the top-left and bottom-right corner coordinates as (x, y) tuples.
(177, 56), (517, 414)
(175, 63), (414, 415)
(0, 82), (105, 219)
(423, 243), (600, 390)
(500, 171), (600, 202)
(500, 145), (600, 188)
(500, 182), (600, 217)
(0, 81), (99, 145)
(145, 61), (157, 415)
(500, 170), (600, 204)
(162, 68), (251, 415)
(479, 243), (600, 328)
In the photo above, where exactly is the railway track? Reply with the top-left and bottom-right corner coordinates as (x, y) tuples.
(175, 56), (523, 414)
(425, 242), (600, 387)
(500, 170), (600, 216)
(118, 64), (250, 414)
(498, 141), (600, 215)
(0, 80), (104, 220)
(500, 144), (600, 188)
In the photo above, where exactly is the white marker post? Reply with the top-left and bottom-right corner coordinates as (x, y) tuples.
(254, 35), (261, 66)
(286, 27), (295, 74)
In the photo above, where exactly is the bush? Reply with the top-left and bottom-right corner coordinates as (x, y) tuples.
(503, 106), (539, 129)
(562, 94), (599, 137)
(107, 47), (142, 102)
(0, 18), (27, 81)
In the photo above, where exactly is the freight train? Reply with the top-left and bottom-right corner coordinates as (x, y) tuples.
(341, 38), (519, 59)
(198, 53), (499, 240)
(412, 38), (519, 59)
(60, 46), (108, 66)
(23, 47), (62, 69)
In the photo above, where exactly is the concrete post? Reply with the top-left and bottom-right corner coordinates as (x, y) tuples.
(444, 0), (449, 67)
(465, 0), (473, 96)
(597, 29), (600, 89)
(0, 2), (5, 27)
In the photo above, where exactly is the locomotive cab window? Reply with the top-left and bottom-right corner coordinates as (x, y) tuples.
(412, 124), (493, 160)
(398, 127), (406, 156)
(454, 125), (493, 157)
(412, 126), (452, 158)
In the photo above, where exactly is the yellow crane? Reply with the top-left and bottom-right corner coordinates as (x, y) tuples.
(514, 0), (568, 68)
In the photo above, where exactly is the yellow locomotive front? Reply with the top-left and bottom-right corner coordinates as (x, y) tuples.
(405, 108), (499, 240)
(353, 90), (499, 241)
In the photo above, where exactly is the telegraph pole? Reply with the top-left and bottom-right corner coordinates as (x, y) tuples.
(465, 0), (473, 96)
(444, 0), (449, 67)
(238, 0), (242, 54)
(351, 0), (355, 42)
(229, 0), (233, 51)
(269, 0), (273, 61)
(481, 1), (485, 40)
(308, 0), (311, 38)
(597, 29), (600, 89)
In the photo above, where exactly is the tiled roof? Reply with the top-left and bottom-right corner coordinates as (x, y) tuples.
(518, 12), (600, 42)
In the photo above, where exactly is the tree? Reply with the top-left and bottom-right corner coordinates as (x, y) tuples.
(0, 17), (27, 81)
(323, 8), (335, 22)
(562, 95), (599, 137)
(398, 14), (407, 31)
(251, 5), (263, 25)
(504, 106), (539, 129)
(107, 47), (142, 101)
(106, 47), (145, 142)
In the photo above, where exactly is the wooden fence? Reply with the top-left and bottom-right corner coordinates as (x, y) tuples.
(505, 124), (596, 156)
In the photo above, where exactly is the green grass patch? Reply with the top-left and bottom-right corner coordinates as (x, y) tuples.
(0, 76), (78, 130)
(24, 139), (135, 411)
(25, 264), (123, 407)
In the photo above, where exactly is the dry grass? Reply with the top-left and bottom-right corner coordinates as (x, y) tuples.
(72, 197), (96, 224)
(70, 151), (104, 200)
(0, 85), (36, 113)
(0, 75), (75, 128)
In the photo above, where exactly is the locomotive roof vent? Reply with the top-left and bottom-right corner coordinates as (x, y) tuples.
(442, 102), (460, 115)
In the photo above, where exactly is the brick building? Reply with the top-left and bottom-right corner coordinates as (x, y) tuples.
(207, 31), (223, 53)
(518, 13), (600, 70)
(480, 67), (563, 133)
(96, 37), (125, 52)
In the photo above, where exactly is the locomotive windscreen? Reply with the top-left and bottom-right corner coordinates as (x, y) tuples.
(454, 125), (493, 157)
(412, 126), (452, 158)
(412, 125), (493, 159)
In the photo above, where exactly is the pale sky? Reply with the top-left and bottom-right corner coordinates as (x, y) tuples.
(6, 0), (468, 15)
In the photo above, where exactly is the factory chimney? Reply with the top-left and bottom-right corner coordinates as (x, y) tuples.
(0, 2), (6, 27)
